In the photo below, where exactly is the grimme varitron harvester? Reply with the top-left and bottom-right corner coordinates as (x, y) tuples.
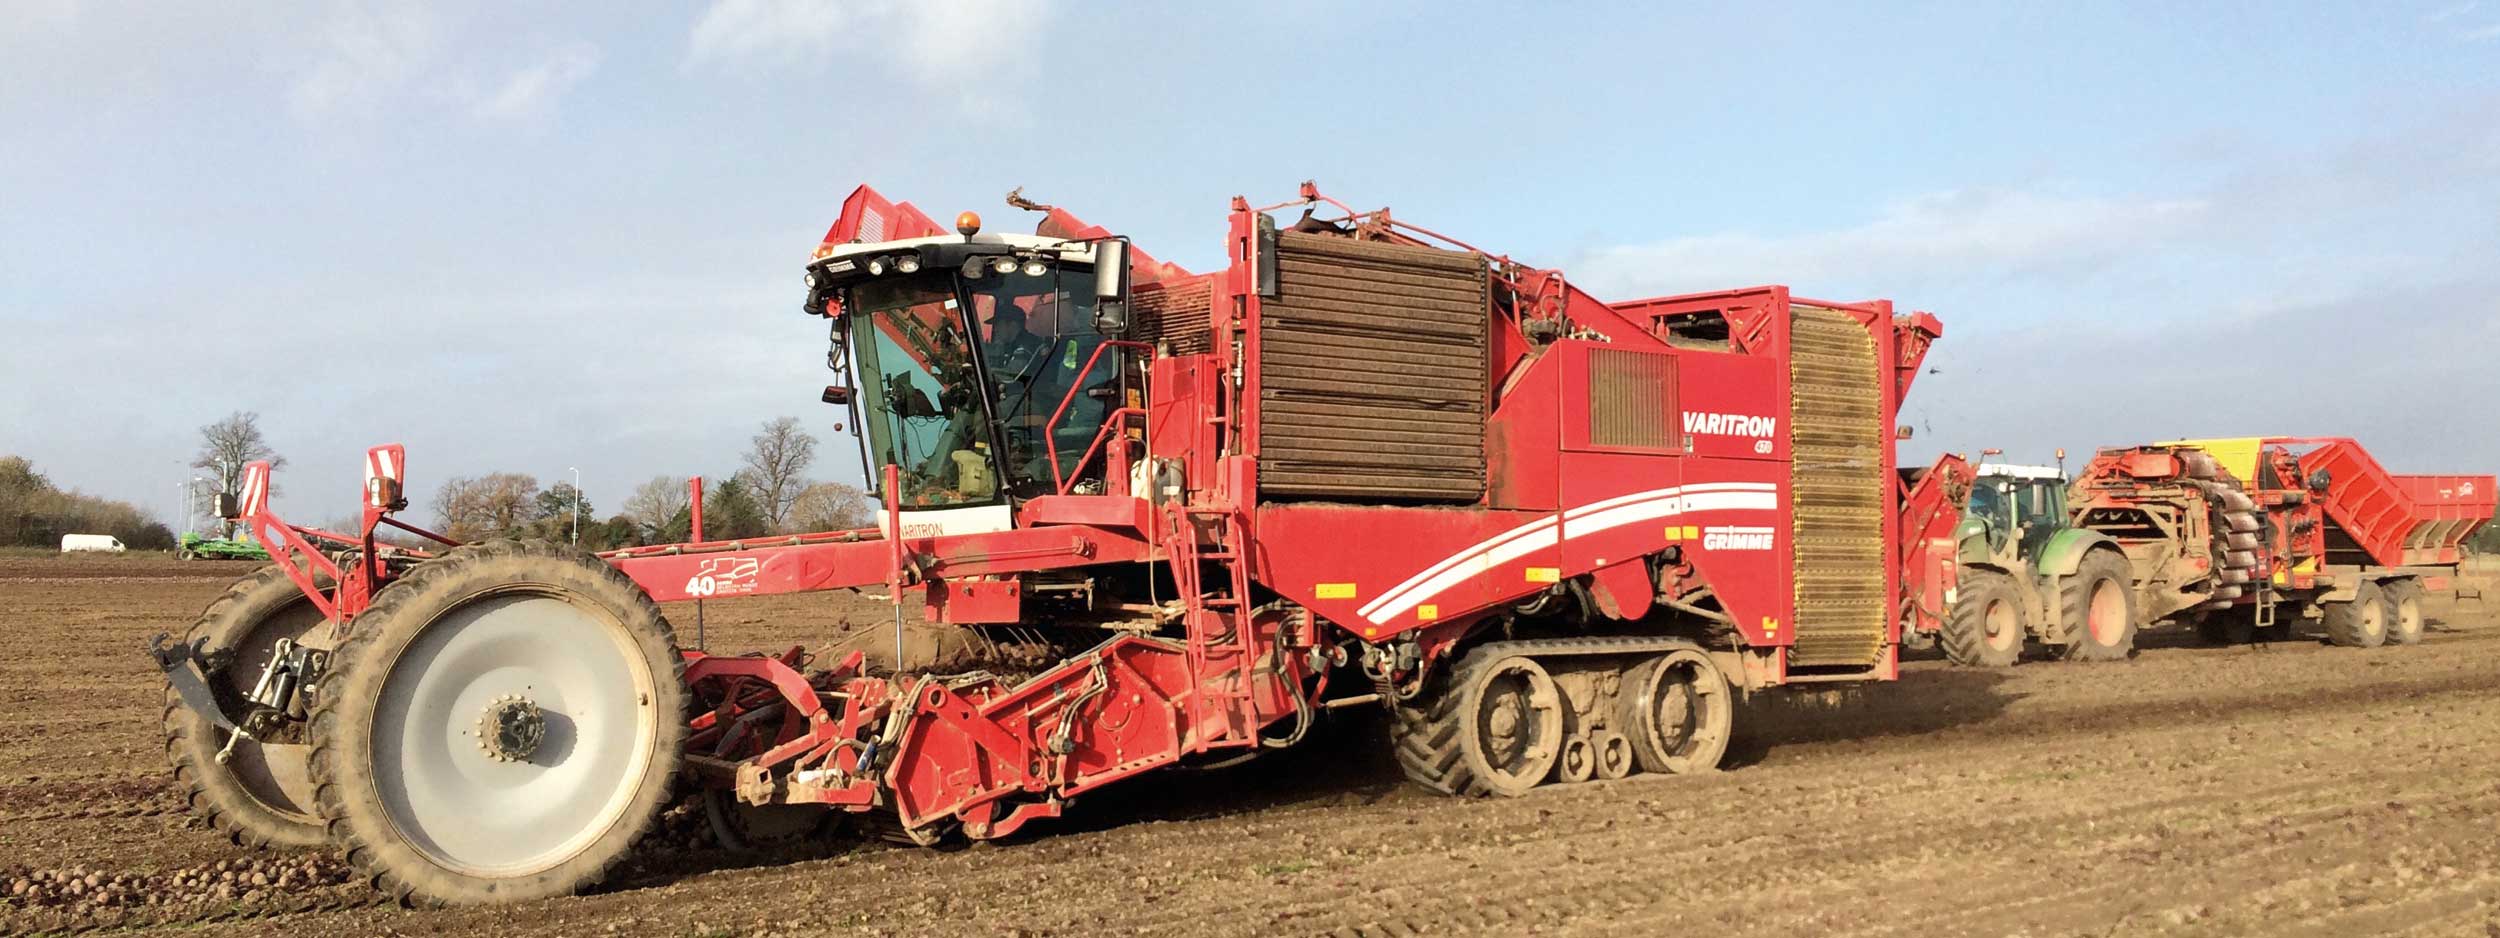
(156, 183), (1943, 905)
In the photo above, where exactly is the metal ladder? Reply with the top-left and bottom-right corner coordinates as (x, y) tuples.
(1163, 498), (1259, 749)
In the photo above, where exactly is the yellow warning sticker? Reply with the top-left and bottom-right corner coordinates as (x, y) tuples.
(1683, 525), (1700, 540)
(1663, 526), (1682, 541)
(1315, 582), (1358, 600)
(1417, 604), (1439, 621)
(1525, 567), (1561, 583)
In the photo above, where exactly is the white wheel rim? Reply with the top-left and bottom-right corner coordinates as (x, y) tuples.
(370, 593), (659, 876)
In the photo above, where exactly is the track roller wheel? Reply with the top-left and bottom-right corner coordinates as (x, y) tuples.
(1620, 644), (1733, 775)
(1591, 731), (1634, 780)
(2323, 581), (2390, 648)
(2385, 581), (2425, 646)
(1456, 655), (1565, 796)
(162, 565), (332, 851)
(1942, 567), (2025, 667)
(1556, 737), (1596, 784)
(2057, 550), (2138, 662)
(309, 540), (686, 906)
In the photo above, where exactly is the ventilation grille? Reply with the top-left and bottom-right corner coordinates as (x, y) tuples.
(1587, 349), (1675, 450)
(1787, 306), (1887, 669)
(1257, 232), (1489, 502)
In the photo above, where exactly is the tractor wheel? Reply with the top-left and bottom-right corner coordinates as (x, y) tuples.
(2385, 580), (2426, 646)
(2058, 550), (2138, 661)
(161, 565), (332, 851)
(309, 540), (685, 906)
(1942, 568), (2025, 668)
(2323, 582), (2390, 648)
(1620, 644), (1733, 775)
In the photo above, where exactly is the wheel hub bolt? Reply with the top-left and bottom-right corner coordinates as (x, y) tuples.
(478, 694), (546, 763)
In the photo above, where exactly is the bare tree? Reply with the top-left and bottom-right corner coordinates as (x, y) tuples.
(191, 411), (283, 535)
(742, 417), (819, 532)
(621, 475), (690, 539)
(789, 481), (873, 532)
(433, 473), (544, 541)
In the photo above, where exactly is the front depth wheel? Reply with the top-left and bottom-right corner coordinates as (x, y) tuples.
(162, 565), (332, 850)
(309, 541), (685, 906)
(2058, 550), (2139, 662)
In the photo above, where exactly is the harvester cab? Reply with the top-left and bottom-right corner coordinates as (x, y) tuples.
(804, 218), (1133, 517)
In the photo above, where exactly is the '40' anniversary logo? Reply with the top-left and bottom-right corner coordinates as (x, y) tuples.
(684, 556), (760, 597)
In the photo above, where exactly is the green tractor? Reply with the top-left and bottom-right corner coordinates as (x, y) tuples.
(177, 531), (271, 562)
(1943, 458), (2141, 666)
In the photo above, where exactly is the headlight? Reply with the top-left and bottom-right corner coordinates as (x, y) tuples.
(867, 257), (887, 276)
(804, 271), (819, 289)
(896, 255), (921, 274)
(1021, 260), (1047, 277)
(991, 257), (1017, 274)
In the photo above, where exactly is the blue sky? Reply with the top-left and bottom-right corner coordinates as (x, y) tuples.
(4, 1), (2497, 528)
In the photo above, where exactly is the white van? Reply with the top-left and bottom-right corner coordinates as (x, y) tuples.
(60, 534), (127, 553)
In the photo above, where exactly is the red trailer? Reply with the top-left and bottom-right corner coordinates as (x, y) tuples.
(2069, 436), (2493, 649)
(156, 183), (1943, 905)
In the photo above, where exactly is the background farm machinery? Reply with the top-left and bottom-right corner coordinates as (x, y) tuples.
(1899, 438), (2494, 664)
(156, 183), (1946, 906)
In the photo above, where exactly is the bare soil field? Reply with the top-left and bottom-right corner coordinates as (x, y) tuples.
(6, 553), (2500, 936)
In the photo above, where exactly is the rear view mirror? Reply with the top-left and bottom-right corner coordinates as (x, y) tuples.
(1091, 240), (1130, 335)
(213, 492), (240, 520)
(822, 385), (852, 405)
(1895, 425), (1914, 440)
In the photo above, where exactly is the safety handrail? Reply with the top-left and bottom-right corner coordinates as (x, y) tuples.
(1043, 339), (1155, 496)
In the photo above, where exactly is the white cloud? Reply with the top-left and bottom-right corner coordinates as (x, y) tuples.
(286, 4), (440, 121)
(684, 0), (1048, 109)
(471, 42), (602, 122)
(2465, 22), (2500, 39)
(1575, 189), (2208, 298)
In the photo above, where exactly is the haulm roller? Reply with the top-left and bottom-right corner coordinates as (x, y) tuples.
(157, 183), (1946, 904)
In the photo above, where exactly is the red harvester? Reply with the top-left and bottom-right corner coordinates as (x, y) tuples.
(156, 183), (1944, 904)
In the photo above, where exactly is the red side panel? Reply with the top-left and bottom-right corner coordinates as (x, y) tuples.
(2299, 439), (2495, 566)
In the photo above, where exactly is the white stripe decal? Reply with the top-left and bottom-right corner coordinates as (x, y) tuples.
(1355, 482), (1780, 625)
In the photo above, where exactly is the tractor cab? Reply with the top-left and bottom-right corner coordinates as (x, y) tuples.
(803, 222), (1133, 533)
(1962, 462), (2070, 567)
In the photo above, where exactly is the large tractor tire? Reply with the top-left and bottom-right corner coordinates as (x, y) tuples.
(309, 540), (685, 906)
(2385, 580), (2426, 646)
(1942, 568), (2025, 667)
(162, 565), (333, 851)
(1389, 646), (1565, 797)
(2323, 581), (2391, 648)
(1618, 644), (1732, 775)
(2057, 550), (2139, 661)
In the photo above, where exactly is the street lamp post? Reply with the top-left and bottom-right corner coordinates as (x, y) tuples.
(569, 467), (581, 545)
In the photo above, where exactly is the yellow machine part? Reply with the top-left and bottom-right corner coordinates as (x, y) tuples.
(2159, 437), (2265, 483)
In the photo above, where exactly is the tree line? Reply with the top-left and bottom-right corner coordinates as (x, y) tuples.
(0, 456), (177, 549)
(430, 417), (872, 549)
